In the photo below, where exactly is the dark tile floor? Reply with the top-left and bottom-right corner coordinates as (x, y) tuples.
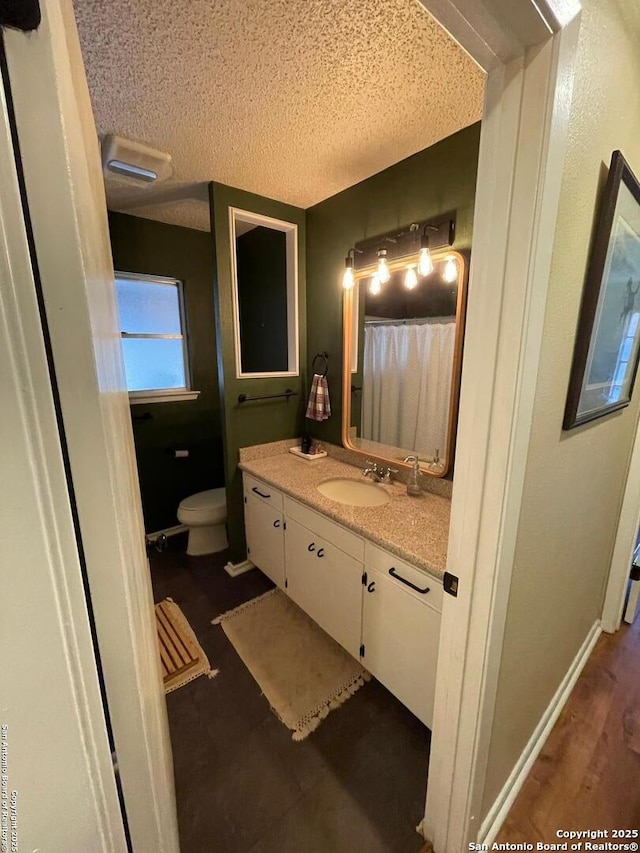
(150, 535), (430, 853)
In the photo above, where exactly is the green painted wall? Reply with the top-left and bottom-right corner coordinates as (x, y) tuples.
(209, 183), (307, 562)
(305, 122), (481, 447)
(108, 212), (223, 533)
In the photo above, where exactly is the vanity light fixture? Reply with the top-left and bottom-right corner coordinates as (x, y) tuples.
(443, 255), (458, 283)
(377, 248), (391, 284)
(342, 248), (356, 290)
(344, 216), (456, 293)
(404, 265), (418, 290)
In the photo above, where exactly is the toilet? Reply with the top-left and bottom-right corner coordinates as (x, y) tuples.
(177, 488), (228, 556)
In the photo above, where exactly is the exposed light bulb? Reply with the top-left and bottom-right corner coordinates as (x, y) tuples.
(418, 246), (434, 277)
(377, 250), (391, 284)
(342, 252), (355, 290)
(404, 265), (418, 290)
(342, 265), (355, 290)
(369, 273), (382, 295)
(443, 256), (458, 283)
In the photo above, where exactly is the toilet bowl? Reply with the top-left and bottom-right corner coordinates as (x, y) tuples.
(177, 488), (228, 556)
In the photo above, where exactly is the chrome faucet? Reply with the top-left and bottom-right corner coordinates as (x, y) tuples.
(363, 460), (398, 484)
(363, 460), (382, 481)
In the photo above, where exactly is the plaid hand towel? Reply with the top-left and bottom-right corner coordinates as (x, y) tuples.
(305, 373), (331, 421)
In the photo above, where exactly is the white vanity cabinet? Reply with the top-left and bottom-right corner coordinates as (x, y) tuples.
(361, 544), (442, 729)
(241, 472), (443, 729)
(284, 507), (364, 660)
(243, 474), (286, 589)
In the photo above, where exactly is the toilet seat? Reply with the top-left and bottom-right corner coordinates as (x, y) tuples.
(178, 488), (226, 525)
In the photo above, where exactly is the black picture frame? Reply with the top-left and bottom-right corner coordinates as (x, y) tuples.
(564, 151), (640, 430)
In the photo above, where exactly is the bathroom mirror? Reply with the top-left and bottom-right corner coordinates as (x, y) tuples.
(230, 207), (299, 378)
(342, 249), (467, 477)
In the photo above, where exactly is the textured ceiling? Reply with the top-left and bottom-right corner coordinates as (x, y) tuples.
(73, 0), (484, 231)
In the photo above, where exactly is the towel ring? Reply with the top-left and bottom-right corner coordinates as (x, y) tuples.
(312, 351), (329, 378)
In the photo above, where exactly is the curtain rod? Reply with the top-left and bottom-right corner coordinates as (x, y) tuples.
(364, 316), (456, 327)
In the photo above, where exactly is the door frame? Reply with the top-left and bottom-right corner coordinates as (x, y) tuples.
(3, 3), (179, 852)
(3, 0), (583, 849)
(0, 43), (128, 851)
(417, 0), (582, 848)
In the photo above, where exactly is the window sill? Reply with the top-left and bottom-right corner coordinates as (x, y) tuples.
(129, 390), (201, 405)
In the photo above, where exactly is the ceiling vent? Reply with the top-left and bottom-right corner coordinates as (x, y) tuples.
(101, 134), (172, 185)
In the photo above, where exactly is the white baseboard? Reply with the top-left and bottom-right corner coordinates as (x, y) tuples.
(224, 559), (255, 578)
(146, 524), (187, 542)
(479, 620), (602, 845)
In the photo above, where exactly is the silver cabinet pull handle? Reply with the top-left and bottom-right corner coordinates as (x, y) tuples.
(389, 567), (430, 594)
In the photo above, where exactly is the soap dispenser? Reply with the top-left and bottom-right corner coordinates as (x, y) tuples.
(404, 455), (422, 497)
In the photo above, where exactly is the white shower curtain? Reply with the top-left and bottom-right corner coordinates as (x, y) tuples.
(361, 321), (456, 457)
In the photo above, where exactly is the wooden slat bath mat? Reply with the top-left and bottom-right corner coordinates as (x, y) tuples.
(155, 598), (217, 693)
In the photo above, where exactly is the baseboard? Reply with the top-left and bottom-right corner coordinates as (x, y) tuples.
(146, 524), (187, 542)
(479, 620), (602, 845)
(224, 559), (255, 578)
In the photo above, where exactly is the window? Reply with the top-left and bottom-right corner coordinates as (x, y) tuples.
(114, 272), (199, 403)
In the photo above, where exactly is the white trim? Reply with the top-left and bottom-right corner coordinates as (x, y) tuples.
(479, 621), (602, 845)
(602, 408), (640, 633)
(4, 3), (180, 850)
(228, 206), (300, 379)
(130, 390), (201, 404)
(0, 59), (127, 851)
(146, 524), (188, 542)
(224, 558), (256, 577)
(421, 4), (581, 850)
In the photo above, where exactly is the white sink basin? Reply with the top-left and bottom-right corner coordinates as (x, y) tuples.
(316, 478), (391, 507)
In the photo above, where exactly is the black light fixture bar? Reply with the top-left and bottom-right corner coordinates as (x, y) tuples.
(353, 215), (455, 271)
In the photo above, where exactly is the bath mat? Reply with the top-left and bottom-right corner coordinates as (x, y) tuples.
(155, 598), (218, 693)
(212, 588), (369, 740)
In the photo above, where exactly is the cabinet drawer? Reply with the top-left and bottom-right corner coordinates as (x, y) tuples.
(364, 542), (443, 612)
(243, 473), (283, 511)
(284, 497), (364, 561)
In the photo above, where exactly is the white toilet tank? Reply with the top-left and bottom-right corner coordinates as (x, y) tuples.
(177, 488), (227, 526)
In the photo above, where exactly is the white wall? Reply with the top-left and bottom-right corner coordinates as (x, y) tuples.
(482, 0), (640, 817)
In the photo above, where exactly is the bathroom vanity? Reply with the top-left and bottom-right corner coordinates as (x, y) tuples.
(240, 452), (450, 729)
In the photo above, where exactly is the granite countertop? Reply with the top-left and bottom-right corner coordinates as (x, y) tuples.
(239, 453), (451, 581)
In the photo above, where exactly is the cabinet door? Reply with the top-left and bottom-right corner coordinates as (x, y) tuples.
(244, 493), (285, 589)
(284, 516), (363, 659)
(362, 567), (441, 728)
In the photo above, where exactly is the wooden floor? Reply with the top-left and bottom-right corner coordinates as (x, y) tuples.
(497, 610), (640, 840)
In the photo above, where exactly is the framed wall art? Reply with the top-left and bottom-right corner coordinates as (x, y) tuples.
(564, 150), (640, 429)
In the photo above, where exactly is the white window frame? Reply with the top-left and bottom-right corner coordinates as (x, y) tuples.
(115, 270), (200, 404)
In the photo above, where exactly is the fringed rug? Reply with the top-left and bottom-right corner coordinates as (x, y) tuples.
(155, 598), (218, 693)
(212, 588), (369, 741)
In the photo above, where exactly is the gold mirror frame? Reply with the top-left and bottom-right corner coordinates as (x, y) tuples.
(341, 248), (468, 478)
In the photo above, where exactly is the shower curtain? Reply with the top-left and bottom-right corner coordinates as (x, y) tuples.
(361, 320), (456, 457)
